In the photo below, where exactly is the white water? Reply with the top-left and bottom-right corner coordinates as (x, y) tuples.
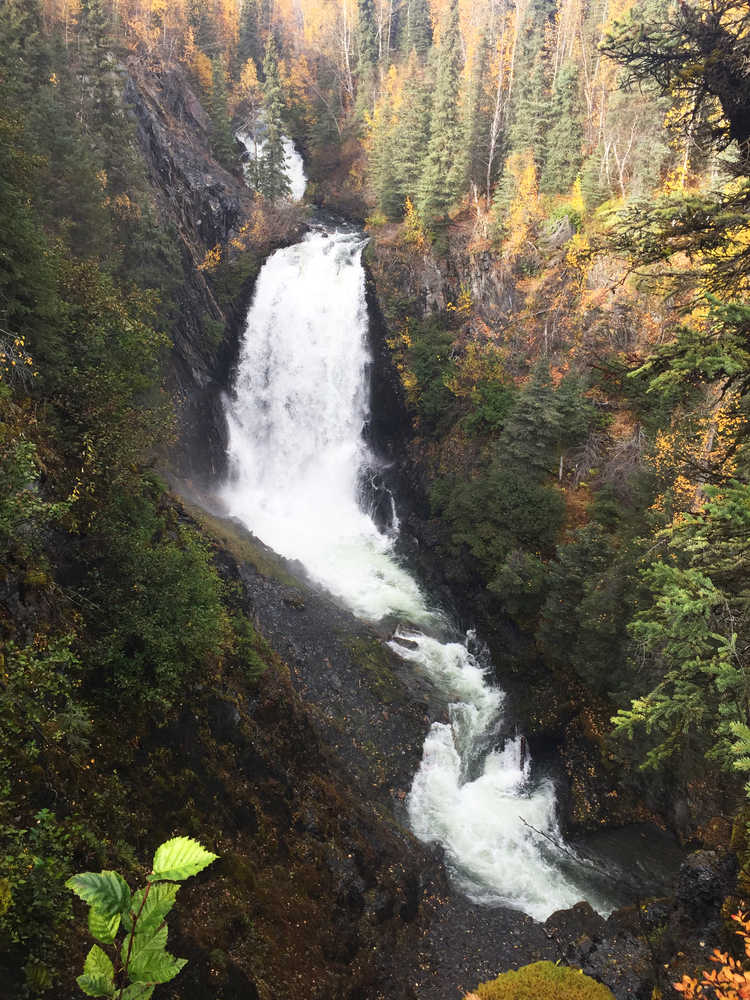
(222, 227), (609, 920)
(237, 129), (307, 201)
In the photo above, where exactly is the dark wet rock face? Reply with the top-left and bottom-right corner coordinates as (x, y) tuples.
(124, 61), (248, 483)
(544, 902), (653, 1000)
(125, 62), (246, 249)
(545, 901), (607, 960)
(124, 60), (305, 487)
(676, 850), (738, 919)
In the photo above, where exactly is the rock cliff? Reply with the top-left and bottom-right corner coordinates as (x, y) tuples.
(125, 59), (303, 486)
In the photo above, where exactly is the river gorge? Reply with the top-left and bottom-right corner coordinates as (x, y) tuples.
(218, 215), (621, 920)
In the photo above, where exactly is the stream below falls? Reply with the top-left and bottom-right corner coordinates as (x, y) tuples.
(219, 220), (678, 921)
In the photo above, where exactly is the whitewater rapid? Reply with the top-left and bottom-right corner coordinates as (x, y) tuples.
(221, 226), (610, 920)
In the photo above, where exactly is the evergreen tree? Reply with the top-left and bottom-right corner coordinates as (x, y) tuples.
(504, 0), (550, 170)
(399, 0), (432, 56)
(0, 9), (114, 258)
(257, 40), (291, 201)
(370, 88), (401, 218)
(580, 148), (612, 210)
(612, 483), (750, 777)
(463, 34), (491, 193)
(538, 525), (641, 697)
(208, 56), (236, 170)
(38, 40), (116, 255)
(238, 0), (261, 69)
(79, 0), (111, 75)
(507, 49), (548, 171)
(498, 366), (597, 478)
(259, 0), (274, 41)
(78, 0), (119, 139)
(0, 112), (56, 352)
(392, 53), (431, 209)
(602, 0), (750, 170)
(416, 0), (465, 221)
(187, 0), (217, 55)
(78, 0), (142, 203)
(0, 0), (50, 101)
(357, 0), (378, 74)
(540, 62), (583, 194)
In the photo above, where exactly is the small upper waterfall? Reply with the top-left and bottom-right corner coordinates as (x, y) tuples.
(237, 129), (307, 201)
(221, 225), (611, 920)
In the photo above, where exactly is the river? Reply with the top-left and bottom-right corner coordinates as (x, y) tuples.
(217, 217), (628, 920)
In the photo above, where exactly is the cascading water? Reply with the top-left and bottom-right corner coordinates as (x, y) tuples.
(222, 225), (611, 921)
(237, 129), (307, 201)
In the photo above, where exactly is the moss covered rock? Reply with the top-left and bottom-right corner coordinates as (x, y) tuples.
(473, 961), (615, 1000)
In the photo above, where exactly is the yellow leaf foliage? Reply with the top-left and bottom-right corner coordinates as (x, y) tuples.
(501, 149), (542, 260)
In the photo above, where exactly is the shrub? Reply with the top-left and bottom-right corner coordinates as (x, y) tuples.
(0, 634), (89, 801)
(674, 910), (750, 998)
(406, 317), (456, 432)
(0, 809), (98, 995)
(89, 494), (232, 711)
(432, 462), (565, 583)
(473, 961), (615, 1000)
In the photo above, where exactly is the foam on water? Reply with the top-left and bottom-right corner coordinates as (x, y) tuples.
(222, 227), (610, 919)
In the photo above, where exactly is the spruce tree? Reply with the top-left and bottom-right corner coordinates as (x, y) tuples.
(0, 112), (56, 351)
(0, 0), (50, 101)
(504, 0), (550, 170)
(257, 40), (291, 201)
(209, 56), (237, 171)
(399, 0), (432, 56)
(540, 63), (583, 194)
(370, 89), (401, 217)
(416, 0), (465, 221)
(238, 0), (261, 69)
(507, 49), (548, 171)
(79, 0), (118, 136)
(580, 148), (611, 209)
(357, 0), (378, 73)
(78, 0), (139, 199)
(187, 0), (217, 54)
(392, 52), (431, 209)
(463, 34), (491, 193)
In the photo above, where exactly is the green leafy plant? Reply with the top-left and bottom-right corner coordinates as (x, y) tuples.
(66, 837), (218, 998)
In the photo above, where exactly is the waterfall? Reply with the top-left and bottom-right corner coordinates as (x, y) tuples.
(236, 129), (307, 202)
(221, 226), (611, 921)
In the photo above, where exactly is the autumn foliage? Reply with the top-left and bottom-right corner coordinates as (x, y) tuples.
(675, 912), (750, 999)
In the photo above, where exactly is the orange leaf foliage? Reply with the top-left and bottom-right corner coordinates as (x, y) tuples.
(674, 912), (750, 1000)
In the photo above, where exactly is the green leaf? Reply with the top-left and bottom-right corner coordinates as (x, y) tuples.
(149, 837), (218, 882)
(122, 882), (179, 932)
(129, 948), (188, 985)
(66, 871), (131, 917)
(84, 944), (115, 982)
(122, 922), (168, 967)
(88, 907), (121, 944)
(121, 986), (154, 1000)
(76, 945), (115, 996)
(76, 973), (115, 997)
